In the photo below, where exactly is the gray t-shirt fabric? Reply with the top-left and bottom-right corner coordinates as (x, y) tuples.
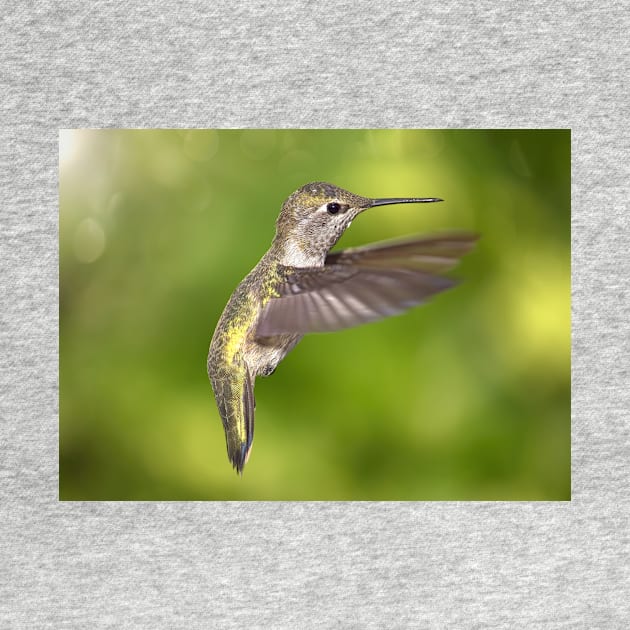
(2, 2), (629, 627)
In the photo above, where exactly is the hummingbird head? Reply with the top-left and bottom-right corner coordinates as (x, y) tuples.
(272, 182), (442, 266)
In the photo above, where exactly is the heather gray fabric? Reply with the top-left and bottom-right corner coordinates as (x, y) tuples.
(2, 2), (629, 627)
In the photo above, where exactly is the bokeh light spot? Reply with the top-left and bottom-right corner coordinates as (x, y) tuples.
(59, 129), (83, 169)
(240, 130), (276, 160)
(73, 218), (106, 263)
(183, 130), (219, 162)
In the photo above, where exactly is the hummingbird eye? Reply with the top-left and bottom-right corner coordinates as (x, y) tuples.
(326, 202), (341, 215)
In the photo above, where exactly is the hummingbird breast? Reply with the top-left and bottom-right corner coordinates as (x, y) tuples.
(208, 258), (303, 380)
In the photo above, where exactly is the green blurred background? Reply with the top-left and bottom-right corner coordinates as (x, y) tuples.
(59, 129), (570, 500)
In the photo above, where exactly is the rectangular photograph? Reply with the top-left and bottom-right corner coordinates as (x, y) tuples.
(59, 129), (570, 500)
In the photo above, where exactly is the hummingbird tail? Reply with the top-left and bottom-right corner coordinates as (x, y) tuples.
(210, 367), (255, 475)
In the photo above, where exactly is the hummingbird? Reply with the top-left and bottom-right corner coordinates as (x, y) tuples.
(207, 182), (477, 474)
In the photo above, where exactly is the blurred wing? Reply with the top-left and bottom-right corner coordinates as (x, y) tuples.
(325, 232), (478, 271)
(257, 233), (478, 336)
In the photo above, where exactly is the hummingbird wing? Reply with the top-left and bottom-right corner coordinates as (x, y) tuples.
(325, 232), (478, 271)
(256, 233), (478, 336)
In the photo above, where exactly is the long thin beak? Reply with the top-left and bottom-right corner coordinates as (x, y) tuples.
(369, 197), (443, 208)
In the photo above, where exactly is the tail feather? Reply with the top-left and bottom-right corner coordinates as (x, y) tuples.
(210, 367), (255, 475)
